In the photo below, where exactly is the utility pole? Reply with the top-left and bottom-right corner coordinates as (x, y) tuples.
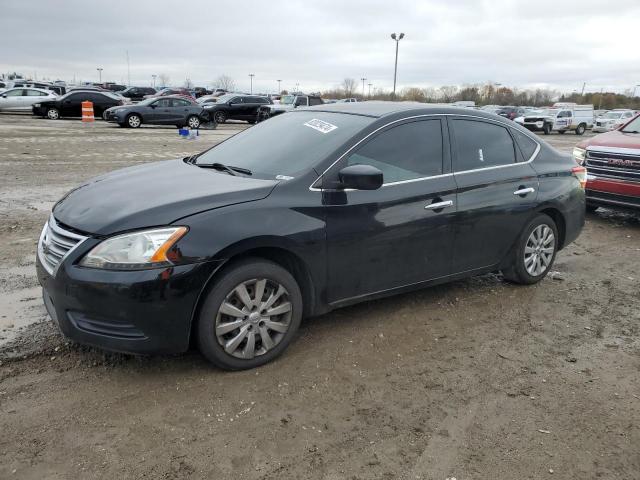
(390, 33), (405, 98)
(97, 67), (103, 83)
(581, 82), (586, 96)
(152, 74), (156, 88)
(368, 83), (372, 97)
(277, 79), (282, 94)
(126, 50), (130, 86)
(361, 77), (366, 98)
(249, 73), (255, 94)
(598, 88), (604, 110)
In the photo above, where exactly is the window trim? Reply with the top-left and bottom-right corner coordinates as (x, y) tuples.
(309, 113), (540, 192)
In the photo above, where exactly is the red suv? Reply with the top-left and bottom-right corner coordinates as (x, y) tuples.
(574, 114), (640, 211)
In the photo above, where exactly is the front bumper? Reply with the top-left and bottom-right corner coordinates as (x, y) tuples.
(103, 110), (121, 122)
(586, 175), (640, 210)
(36, 248), (223, 355)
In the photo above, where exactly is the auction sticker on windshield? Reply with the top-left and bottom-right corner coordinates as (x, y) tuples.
(304, 119), (338, 134)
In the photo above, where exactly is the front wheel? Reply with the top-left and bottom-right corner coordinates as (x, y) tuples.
(502, 214), (558, 285)
(543, 123), (552, 135)
(186, 115), (201, 129)
(197, 259), (303, 370)
(46, 107), (60, 120)
(575, 123), (586, 135)
(126, 114), (142, 128)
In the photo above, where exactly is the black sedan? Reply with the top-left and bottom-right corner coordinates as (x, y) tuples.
(118, 86), (157, 102)
(103, 96), (206, 128)
(203, 93), (272, 123)
(36, 103), (585, 370)
(32, 90), (123, 119)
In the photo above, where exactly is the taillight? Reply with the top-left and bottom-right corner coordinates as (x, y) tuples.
(571, 166), (587, 189)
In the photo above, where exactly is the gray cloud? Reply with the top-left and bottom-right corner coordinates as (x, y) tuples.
(1, 0), (638, 94)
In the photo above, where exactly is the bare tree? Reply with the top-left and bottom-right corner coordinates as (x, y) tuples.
(157, 73), (170, 87)
(342, 78), (357, 97)
(183, 78), (194, 89)
(439, 85), (459, 103)
(214, 75), (236, 92)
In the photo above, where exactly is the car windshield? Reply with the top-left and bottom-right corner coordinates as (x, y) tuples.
(280, 95), (295, 105)
(197, 96), (216, 104)
(195, 111), (373, 178)
(602, 112), (623, 119)
(215, 94), (235, 103)
(136, 98), (158, 106)
(621, 116), (640, 133)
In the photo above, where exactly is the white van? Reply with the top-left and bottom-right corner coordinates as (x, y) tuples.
(515, 103), (593, 135)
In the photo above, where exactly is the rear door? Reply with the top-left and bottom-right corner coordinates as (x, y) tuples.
(170, 98), (192, 123)
(324, 117), (457, 302)
(448, 117), (539, 273)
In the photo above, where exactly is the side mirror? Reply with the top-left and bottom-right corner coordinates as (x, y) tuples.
(338, 164), (383, 190)
(150, 104), (157, 109)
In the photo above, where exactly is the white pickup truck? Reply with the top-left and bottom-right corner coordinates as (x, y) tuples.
(515, 103), (593, 135)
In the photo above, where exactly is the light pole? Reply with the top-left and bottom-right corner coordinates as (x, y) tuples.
(361, 77), (366, 98)
(295, 82), (299, 92)
(97, 67), (103, 83)
(368, 83), (372, 97)
(249, 73), (255, 94)
(152, 74), (156, 88)
(390, 32), (404, 98)
(580, 82), (586, 96)
(277, 79), (282, 94)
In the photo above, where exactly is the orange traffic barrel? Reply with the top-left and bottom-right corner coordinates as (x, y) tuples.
(81, 101), (94, 122)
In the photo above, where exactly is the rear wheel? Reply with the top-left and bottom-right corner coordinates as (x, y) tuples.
(186, 115), (201, 129)
(543, 123), (552, 135)
(197, 259), (303, 370)
(213, 111), (227, 124)
(127, 114), (142, 128)
(46, 107), (60, 120)
(502, 214), (558, 285)
(575, 123), (586, 135)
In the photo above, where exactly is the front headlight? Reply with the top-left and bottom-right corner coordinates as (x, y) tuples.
(572, 147), (586, 165)
(80, 227), (188, 270)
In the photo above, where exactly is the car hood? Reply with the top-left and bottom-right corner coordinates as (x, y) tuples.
(578, 130), (640, 151)
(266, 103), (293, 111)
(53, 159), (278, 236)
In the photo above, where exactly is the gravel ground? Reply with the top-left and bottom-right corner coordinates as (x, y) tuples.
(0, 114), (638, 480)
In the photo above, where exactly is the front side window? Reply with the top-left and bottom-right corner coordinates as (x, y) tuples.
(452, 119), (516, 171)
(5, 89), (23, 97)
(155, 98), (171, 107)
(345, 120), (443, 183)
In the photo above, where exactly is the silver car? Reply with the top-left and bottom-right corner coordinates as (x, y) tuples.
(0, 87), (57, 111)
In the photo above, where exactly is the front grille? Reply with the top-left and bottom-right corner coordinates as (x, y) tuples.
(585, 150), (640, 182)
(38, 215), (87, 276)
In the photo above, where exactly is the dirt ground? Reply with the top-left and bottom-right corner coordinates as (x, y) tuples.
(0, 114), (638, 480)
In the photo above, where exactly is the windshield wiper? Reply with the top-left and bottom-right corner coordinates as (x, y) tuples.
(183, 154), (200, 164)
(623, 130), (640, 134)
(195, 162), (252, 176)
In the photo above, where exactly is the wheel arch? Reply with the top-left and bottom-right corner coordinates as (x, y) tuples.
(537, 206), (567, 249)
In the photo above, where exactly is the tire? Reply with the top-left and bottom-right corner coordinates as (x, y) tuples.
(197, 258), (303, 370)
(543, 123), (552, 135)
(186, 115), (201, 129)
(575, 123), (586, 135)
(558, 130), (566, 134)
(126, 114), (142, 128)
(586, 203), (599, 213)
(502, 214), (559, 285)
(46, 108), (60, 120)
(213, 111), (227, 124)
(247, 119), (256, 125)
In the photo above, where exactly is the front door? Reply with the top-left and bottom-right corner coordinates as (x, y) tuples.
(324, 118), (457, 303)
(448, 117), (540, 273)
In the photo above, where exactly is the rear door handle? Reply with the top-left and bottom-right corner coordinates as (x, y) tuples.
(424, 200), (453, 210)
(513, 187), (535, 196)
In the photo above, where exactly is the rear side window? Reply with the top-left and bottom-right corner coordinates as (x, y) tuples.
(511, 129), (538, 160)
(346, 120), (443, 183)
(309, 97), (323, 106)
(26, 89), (45, 96)
(172, 99), (191, 107)
(452, 120), (515, 171)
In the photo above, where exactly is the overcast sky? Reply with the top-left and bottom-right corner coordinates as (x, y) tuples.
(1, 0), (638, 94)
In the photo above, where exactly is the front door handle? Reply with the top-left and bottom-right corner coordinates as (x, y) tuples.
(424, 200), (453, 210)
(513, 187), (535, 196)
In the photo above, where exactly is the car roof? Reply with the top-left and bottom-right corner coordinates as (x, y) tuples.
(303, 101), (509, 120)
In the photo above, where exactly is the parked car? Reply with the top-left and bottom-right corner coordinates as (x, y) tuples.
(196, 95), (219, 105)
(36, 103), (585, 370)
(592, 109), (636, 133)
(515, 104), (593, 135)
(496, 106), (526, 120)
(256, 94), (323, 121)
(118, 86), (156, 102)
(338, 98), (358, 103)
(574, 114), (640, 211)
(0, 87), (57, 111)
(203, 94), (272, 123)
(193, 87), (211, 98)
(32, 90), (124, 119)
(103, 95), (206, 128)
(143, 88), (193, 100)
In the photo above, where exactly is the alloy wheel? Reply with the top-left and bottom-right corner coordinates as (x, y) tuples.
(188, 116), (200, 128)
(47, 109), (59, 120)
(214, 112), (226, 123)
(524, 224), (555, 276)
(215, 278), (292, 359)
(128, 115), (141, 128)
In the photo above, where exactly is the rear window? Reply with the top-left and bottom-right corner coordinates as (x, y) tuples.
(196, 111), (373, 178)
